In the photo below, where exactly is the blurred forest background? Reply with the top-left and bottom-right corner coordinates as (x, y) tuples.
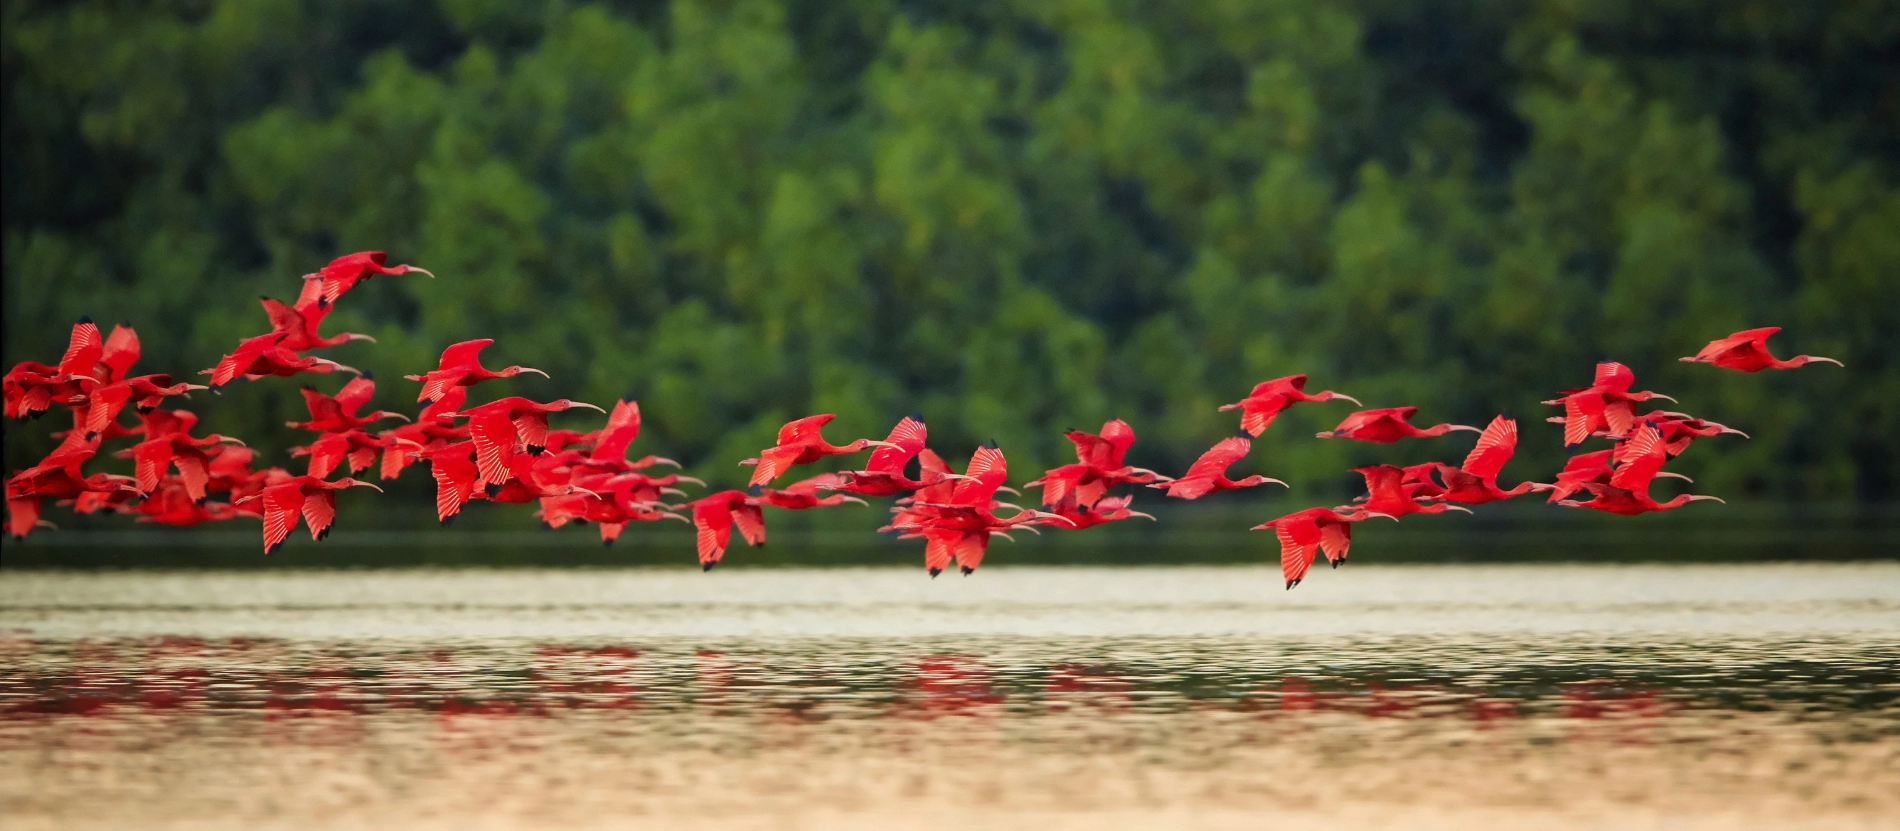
(4, 0), (1897, 562)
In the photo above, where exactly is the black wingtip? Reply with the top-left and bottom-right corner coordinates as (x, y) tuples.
(541, 521), (554, 530)
(267, 541), (284, 555)
(484, 483), (501, 497)
(360, 371), (373, 381)
(1236, 431), (1251, 439)
(602, 538), (613, 547)
(910, 412), (925, 422)
(77, 315), (93, 324)
(417, 399), (435, 410)
(746, 484), (763, 496)
(525, 445), (544, 456)
(983, 440), (999, 449)
(702, 562), (715, 572)
(442, 513), (457, 527)
(928, 568), (942, 578)
(961, 566), (974, 575)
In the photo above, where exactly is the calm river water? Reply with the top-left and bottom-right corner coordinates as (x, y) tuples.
(2, 564), (1897, 830)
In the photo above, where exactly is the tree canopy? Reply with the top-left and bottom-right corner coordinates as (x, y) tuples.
(5, 0), (1896, 501)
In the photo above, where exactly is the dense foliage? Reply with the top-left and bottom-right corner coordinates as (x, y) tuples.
(5, 0), (1896, 501)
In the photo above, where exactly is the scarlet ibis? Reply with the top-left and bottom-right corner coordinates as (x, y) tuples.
(287, 375), (408, 433)
(1252, 507), (1393, 589)
(1544, 362), (1675, 446)
(1345, 464), (1473, 519)
(236, 475), (382, 553)
(204, 444), (260, 497)
(1221, 375), (1361, 436)
(4, 319), (139, 418)
(757, 473), (870, 510)
(375, 386), (468, 480)
(202, 332), (358, 391)
(1548, 409), (1747, 456)
(1349, 462), (1448, 504)
(304, 251), (433, 308)
(835, 416), (944, 496)
(135, 481), (257, 527)
(6, 447), (139, 539)
(80, 375), (206, 438)
(1681, 327), (1841, 372)
(899, 505), (1075, 576)
(739, 414), (900, 487)
(1317, 407), (1479, 443)
(261, 283), (376, 351)
(581, 399), (678, 470)
(1152, 435), (1286, 500)
(688, 490), (767, 570)
(1045, 494), (1157, 530)
(458, 397), (604, 491)
(290, 429), (384, 479)
(1558, 482), (1723, 516)
(398, 440), (479, 525)
(537, 480), (687, 545)
(1429, 416), (1554, 506)
(1026, 419), (1170, 508)
(405, 339), (546, 408)
(130, 430), (246, 502)
(479, 452), (603, 506)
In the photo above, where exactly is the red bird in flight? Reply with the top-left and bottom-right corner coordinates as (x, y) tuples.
(1544, 362), (1676, 446)
(1221, 375), (1360, 436)
(1681, 328), (1841, 372)
(304, 251), (433, 308)
(286, 375), (409, 433)
(1152, 435), (1286, 500)
(237, 475), (383, 553)
(836, 417), (954, 496)
(1027, 419), (1169, 509)
(1557, 426), (1724, 516)
(1317, 407), (1479, 443)
(689, 490), (767, 570)
(1428, 416), (1553, 506)
(406, 339), (548, 408)
(740, 414), (900, 487)
(756, 473), (870, 510)
(1346, 464), (1473, 519)
(458, 396), (605, 491)
(202, 332), (357, 391)
(261, 284), (376, 351)
(1253, 507), (1393, 589)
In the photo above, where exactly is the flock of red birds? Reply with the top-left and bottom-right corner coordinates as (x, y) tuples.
(5, 252), (1842, 588)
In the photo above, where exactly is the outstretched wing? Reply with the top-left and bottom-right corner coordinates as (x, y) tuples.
(467, 412), (519, 488)
(58, 319), (105, 379)
(1593, 361), (1636, 392)
(1098, 419), (1136, 468)
(333, 376), (377, 416)
(260, 486), (302, 553)
(1183, 436), (1250, 480)
(950, 445), (1008, 505)
(865, 416), (926, 473)
(1460, 415), (1518, 481)
(776, 413), (836, 446)
(99, 325), (141, 381)
(732, 504), (766, 547)
(1318, 521), (1352, 566)
(1276, 519), (1322, 589)
(436, 339), (495, 371)
(1609, 425), (1667, 495)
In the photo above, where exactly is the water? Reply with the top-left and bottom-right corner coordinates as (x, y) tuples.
(2, 564), (1897, 830)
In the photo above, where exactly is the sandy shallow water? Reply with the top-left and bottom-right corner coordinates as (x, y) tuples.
(2, 563), (1896, 830)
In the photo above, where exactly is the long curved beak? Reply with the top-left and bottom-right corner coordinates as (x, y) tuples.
(1217, 403), (1241, 411)
(863, 440), (903, 449)
(1809, 356), (1843, 367)
(993, 531), (1017, 542)
(841, 496), (868, 506)
(378, 412), (413, 423)
(570, 402), (606, 413)
(995, 485), (1021, 496)
(940, 473), (977, 481)
(1264, 478), (1289, 488)
(1332, 393), (1362, 405)
(356, 483), (385, 492)
(1722, 427), (1750, 438)
(1365, 512), (1400, 521)
(1657, 471), (1694, 482)
(660, 512), (690, 523)
(570, 487), (601, 499)
(660, 487), (688, 497)
(1440, 504), (1474, 514)
(183, 384), (209, 391)
(518, 367), (550, 378)
(220, 436), (247, 446)
(675, 475), (706, 487)
(650, 457), (682, 469)
(1129, 511), (1156, 521)
(407, 267), (436, 279)
(347, 334), (378, 343)
(1447, 424), (1481, 433)
(1690, 495), (1726, 504)
(332, 363), (363, 376)
(1315, 431), (1336, 439)
(1649, 393), (1678, 403)
(1677, 356), (1700, 363)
